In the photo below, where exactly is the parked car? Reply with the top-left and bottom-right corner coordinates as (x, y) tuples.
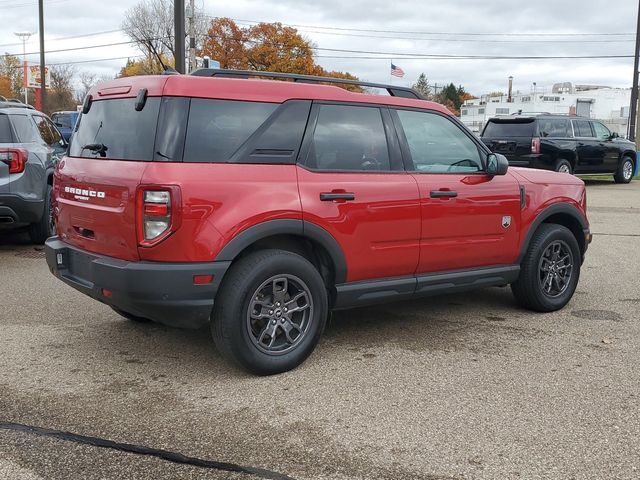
(45, 71), (591, 375)
(481, 114), (637, 183)
(50, 110), (79, 142)
(0, 101), (67, 243)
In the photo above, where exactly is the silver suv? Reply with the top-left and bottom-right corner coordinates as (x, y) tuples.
(0, 101), (67, 243)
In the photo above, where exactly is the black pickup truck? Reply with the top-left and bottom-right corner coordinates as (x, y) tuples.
(481, 114), (637, 183)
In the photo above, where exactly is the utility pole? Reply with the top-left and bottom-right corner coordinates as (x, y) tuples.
(629, 0), (640, 142)
(187, 0), (195, 72)
(174, 0), (185, 73)
(14, 32), (31, 104)
(38, 0), (46, 112)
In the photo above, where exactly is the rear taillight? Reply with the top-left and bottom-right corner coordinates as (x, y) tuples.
(0, 148), (27, 174)
(136, 186), (181, 246)
(531, 137), (541, 154)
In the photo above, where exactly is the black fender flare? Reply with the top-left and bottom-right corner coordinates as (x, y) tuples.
(518, 203), (588, 263)
(214, 219), (347, 284)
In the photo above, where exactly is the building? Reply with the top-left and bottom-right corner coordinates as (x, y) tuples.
(460, 82), (631, 136)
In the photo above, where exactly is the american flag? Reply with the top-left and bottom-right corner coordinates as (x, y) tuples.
(390, 63), (405, 78)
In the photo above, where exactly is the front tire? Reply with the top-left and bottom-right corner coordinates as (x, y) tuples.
(212, 249), (328, 375)
(614, 156), (634, 184)
(511, 224), (581, 312)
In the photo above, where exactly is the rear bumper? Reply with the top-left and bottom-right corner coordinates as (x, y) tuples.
(0, 194), (44, 226)
(45, 236), (231, 329)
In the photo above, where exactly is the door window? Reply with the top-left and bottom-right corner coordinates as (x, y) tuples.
(572, 120), (594, 138)
(395, 109), (483, 173)
(306, 104), (391, 171)
(592, 122), (611, 140)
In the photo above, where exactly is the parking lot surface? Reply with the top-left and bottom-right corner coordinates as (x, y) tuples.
(1, 179), (639, 480)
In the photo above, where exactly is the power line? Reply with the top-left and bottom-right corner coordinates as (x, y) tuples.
(3, 38), (164, 57)
(220, 17), (635, 37)
(0, 29), (123, 48)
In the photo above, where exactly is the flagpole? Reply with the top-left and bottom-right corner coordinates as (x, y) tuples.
(389, 58), (393, 84)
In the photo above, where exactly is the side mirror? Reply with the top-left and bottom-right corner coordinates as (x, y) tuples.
(610, 132), (619, 139)
(486, 153), (509, 176)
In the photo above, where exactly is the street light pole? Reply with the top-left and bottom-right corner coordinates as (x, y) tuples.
(629, 0), (640, 142)
(14, 32), (32, 104)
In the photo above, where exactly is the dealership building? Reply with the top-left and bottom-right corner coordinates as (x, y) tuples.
(460, 82), (631, 136)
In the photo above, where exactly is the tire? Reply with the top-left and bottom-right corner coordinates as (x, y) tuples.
(110, 306), (153, 323)
(28, 184), (54, 244)
(212, 249), (328, 375)
(554, 159), (573, 175)
(614, 156), (634, 184)
(511, 224), (581, 312)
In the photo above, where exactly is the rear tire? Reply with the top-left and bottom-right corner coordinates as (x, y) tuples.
(554, 159), (573, 174)
(614, 156), (634, 184)
(511, 224), (581, 312)
(28, 184), (54, 244)
(212, 249), (328, 375)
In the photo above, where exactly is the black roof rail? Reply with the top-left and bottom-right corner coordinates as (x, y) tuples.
(190, 68), (424, 100)
(0, 100), (35, 110)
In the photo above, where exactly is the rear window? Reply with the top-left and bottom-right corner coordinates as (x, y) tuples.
(183, 99), (277, 163)
(0, 114), (13, 143)
(482, 119), (536, 137)
(69, 98), (161, 160)
(52, 113), (73, 129)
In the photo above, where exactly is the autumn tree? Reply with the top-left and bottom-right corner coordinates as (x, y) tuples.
(0, 54), (24, 99)
(118, 56), (169, 77)
(200, 18), (359, 88)
(0, 76), (12, 99)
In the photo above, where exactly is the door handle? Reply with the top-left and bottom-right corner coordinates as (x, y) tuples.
(320, 192), (356, 201)
(430, 190), (458, 198)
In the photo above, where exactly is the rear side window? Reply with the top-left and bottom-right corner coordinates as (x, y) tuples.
(0, 115), (13, 143)
(183, 99), (277, 163)
(573, 120), (594, 138)
(11, 115), (39, 143)
(305, 104), (390, 171)
(69, 98), (161, 160)
(538, 118), (572, 138)
(482, 120), (535, 137)
(33, 115), (65, 148)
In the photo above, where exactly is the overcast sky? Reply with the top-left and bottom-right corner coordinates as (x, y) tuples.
(0, 0), (637, 95)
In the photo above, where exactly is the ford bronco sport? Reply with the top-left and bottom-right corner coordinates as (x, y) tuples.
(481, 114), (637, 182)
(45, 70), (591, 375)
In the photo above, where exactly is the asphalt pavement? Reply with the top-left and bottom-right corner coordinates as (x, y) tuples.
(0, 178), (639, 480)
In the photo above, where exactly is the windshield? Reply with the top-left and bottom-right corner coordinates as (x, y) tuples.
(68, 98), (160, 160)
(483, 119), (536, 137)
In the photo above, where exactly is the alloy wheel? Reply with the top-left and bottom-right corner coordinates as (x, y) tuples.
(246, 274), (314, 355)
(623, 160), (634, 181)
(538, 240), (574, 298)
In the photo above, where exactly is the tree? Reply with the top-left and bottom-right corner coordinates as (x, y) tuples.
(122, 0), (208, 71)
(0, 53), (24, 99)
(200, 18), (360, 89)
(118, 56), (169, 77)
(412, 73), (431, 98)
(0, 76), (11, 99)
(46, 65), (77, 114)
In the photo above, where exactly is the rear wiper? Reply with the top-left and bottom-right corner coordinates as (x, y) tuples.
(81, 143), (108, 157)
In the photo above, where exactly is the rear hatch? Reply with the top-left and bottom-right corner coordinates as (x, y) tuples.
(481, 118), (537, 161)
(55, 77), (167, 260)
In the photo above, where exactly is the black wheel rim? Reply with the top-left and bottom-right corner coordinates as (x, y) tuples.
(538, 240), (574, 298)
(246, 274), (313, 355)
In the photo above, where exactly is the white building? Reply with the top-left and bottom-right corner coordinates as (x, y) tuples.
(460, 82), (631, 136)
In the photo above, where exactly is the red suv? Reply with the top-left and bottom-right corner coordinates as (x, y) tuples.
(45, 70), (591, 374)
